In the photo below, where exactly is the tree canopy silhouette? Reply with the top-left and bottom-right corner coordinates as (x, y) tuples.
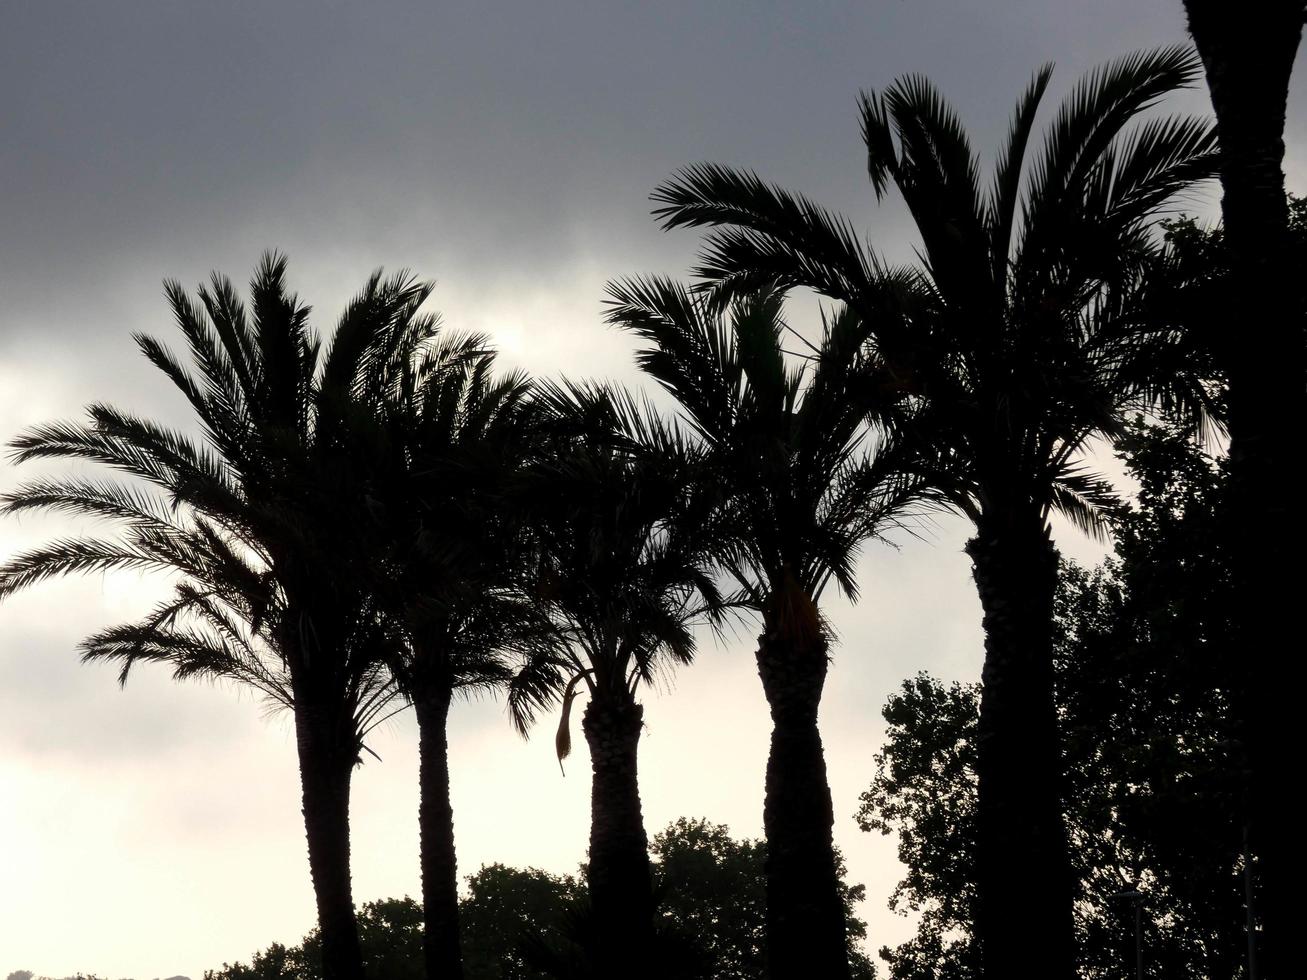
(606, 282), (920, 977)
(859, 418), (1247, 979)
(0, 255), (435, 980)
(358, 312), (547, 980)
(203, 818), (875, 980)
(506, 382), (725, 978)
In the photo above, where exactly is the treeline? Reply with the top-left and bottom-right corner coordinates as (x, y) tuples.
(205, 819), (872, 980)
(1, 13), (1302, 980)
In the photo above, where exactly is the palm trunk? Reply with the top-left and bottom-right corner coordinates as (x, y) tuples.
(756, 615), (850, 980)
(415, 683), (464, 980)
(293, 703), (365, 980)
(1184, 6), (1306, 977)
(966, 517), (1075, 980)
(581, 693), (654, 978)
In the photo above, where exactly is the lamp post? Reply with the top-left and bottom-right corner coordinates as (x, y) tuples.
(1112, 885), (1144, 980)
(1243, 821), (1258, 980)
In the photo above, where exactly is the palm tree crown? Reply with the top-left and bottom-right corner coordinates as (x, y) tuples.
(607, 281), (920, 616)
(508, 382), (723, 740)
(367, 321), (545, 701)
(0, 254), (422, 729)
(0, 254), (437, 980)
(652, 46), (1219, 535)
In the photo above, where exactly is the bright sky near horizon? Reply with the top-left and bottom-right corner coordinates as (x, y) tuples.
(2, 2), (1303, 976)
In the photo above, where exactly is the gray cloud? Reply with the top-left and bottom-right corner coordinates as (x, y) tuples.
(2, 1), (1300, 975)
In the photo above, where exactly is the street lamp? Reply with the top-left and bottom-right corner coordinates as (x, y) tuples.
(1112, 885), (1144, 980)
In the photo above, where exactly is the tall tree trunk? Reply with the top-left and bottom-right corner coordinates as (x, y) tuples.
(1183, 6), (1306, 977)
(755, 594), (850, 980)
(294, 702), (365, 980)
(581, 693), (654, 978)
(416, 683), (463, 980)
(966, 516), (1075, 980)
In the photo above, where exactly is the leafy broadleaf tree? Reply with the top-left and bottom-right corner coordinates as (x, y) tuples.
(605, 283), (920, 977)
(647, 48), (1218, 976)
(506, 384), (724, 979)
(0, 255), (428, 980)
(651, 817), (876, 980)
(859, 419), (1247, 980)
(856, 676), (981, 980)
(460, 865), (586, 980)
(205, 898), (425, 980)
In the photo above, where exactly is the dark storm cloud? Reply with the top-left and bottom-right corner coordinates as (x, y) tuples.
(1, 1), (1222, 433)
(2, 1), (1205, 337)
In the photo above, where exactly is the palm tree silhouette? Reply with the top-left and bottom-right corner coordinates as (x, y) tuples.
(644, 47), (1218, 977)
(1182, 7), (1306, 976)
(507, 383), (723, 980)
(604, 284), (921, 978)
(360, 314), (547, 980)
(0, 255), (429, 980)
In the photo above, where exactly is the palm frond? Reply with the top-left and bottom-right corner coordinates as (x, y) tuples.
(553, 670), (591, 775)
(0, 538), (174, 600)
(82, 620), (291, 706)
(987, 64), (1054, 281)
(506, 649), (572, 737)
(1, 476), (181, 529)
(653, 164), (881, 306)
(1049, 466), (1120, 542)
(869, 74), (990, 299)
(1018, 45), (1205, 281)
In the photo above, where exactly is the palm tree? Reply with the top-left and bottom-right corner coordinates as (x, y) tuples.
(506, 383), (723, 980)
(0, 255), (430, 980)
(604, 283), (921, 978)
(644, 48), (1218, 977)
(1181, 7), (1306, 976)
(361, 321), (547, 980)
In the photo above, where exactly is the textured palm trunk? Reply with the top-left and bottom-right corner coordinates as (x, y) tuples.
(1184, 6), (1306, 977)
(966, 517), (1075, 980)
(756, 617), (850, 980)
(581, 693), (655, 978)
(293, 703), (365, 980)
(415, 684), (463, 980)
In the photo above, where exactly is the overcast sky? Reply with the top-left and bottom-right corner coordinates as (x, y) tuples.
(2, 2), (1303, 976)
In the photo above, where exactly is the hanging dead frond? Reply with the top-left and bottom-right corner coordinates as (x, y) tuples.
(555, 669), (591, 775)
